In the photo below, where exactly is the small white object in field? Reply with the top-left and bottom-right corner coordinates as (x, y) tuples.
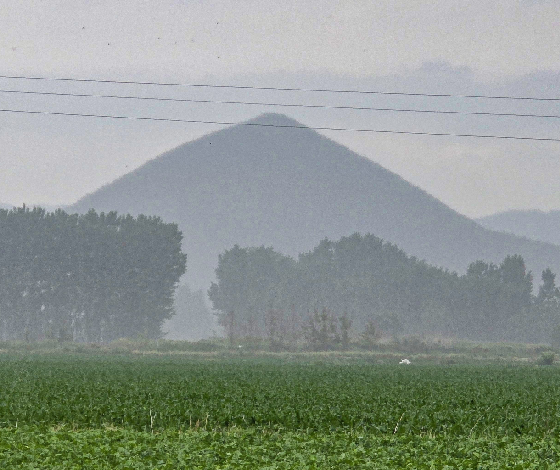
(399, 358), (411, 365)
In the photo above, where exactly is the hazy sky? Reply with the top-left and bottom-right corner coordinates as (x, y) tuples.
(1, 0), (559, 217)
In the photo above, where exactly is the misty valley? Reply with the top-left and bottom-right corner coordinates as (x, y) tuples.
(2, 116), (560, 468)
(3, 0), (560, 464)
(2, 204), (560, 467)
(2, 206), (560, 348)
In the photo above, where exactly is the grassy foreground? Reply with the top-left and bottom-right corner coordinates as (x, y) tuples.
(0, 350), (559, 468)
(1, 428), (557, 469)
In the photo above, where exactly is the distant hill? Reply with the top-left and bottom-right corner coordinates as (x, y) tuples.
(477, 210), (560, 247)
(70, 113), (560, 289)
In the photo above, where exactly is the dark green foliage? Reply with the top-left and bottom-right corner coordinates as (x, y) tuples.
(208, 245), (295, 340)
(537, 351), (556, 365)
(0, 206), (186, 341)
(1, 354), (560, 437)
(460, 256), (534, 341)
(339, 312), (352, 350)
(265, 308), (287, 351)
(209, 233), (459, 343)
(1, 428), (558, 469)
(1, 355), (560, 467)
(304, 308), (340, 351)
(537, 268), (560, 304)
(210, 233), (559, 343)
(359, 320), (380, 350)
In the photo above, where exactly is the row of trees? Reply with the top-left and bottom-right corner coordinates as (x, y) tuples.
(209, 233), (560, 345)
(0, 206), (186, 342)
(3, 205), (558, 345)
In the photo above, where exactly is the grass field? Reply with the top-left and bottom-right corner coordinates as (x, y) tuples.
(0, 347), (559, 468)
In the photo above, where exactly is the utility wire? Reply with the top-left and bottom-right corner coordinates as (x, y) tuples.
(2, 88), (560, 120)
(1, 73), (559, 102)
(1, 107), (559, 142)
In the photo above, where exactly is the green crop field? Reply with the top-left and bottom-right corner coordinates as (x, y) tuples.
(0, 352), (559, 468)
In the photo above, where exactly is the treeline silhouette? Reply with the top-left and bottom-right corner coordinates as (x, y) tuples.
(209, 233), (560, 346)
(0, 206), (186, 342)
(2, 205), (559, 346)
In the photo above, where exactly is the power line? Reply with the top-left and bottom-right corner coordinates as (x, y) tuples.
(1, 73), (559, 102)
(1, 107), (559, 142)
(2, 88), (560, 120)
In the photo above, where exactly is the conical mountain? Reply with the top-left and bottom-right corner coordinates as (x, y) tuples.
(71, 113), (560, 289)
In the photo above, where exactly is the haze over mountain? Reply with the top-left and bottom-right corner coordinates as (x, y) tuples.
(477, 210), (560, 248)
(70, 113), (560, 290)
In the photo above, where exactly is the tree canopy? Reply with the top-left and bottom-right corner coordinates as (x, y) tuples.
(209, 233), (560, 344)
(0, 206), (186, 341)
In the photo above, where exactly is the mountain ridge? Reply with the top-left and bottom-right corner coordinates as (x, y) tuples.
(477, 209), (560, 247)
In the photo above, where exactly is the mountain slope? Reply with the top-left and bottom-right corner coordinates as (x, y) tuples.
(477, 210), (560, 247)
(70, 113), (560, 289)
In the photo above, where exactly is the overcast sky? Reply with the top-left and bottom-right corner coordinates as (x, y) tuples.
(1, 0), (559, 217)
